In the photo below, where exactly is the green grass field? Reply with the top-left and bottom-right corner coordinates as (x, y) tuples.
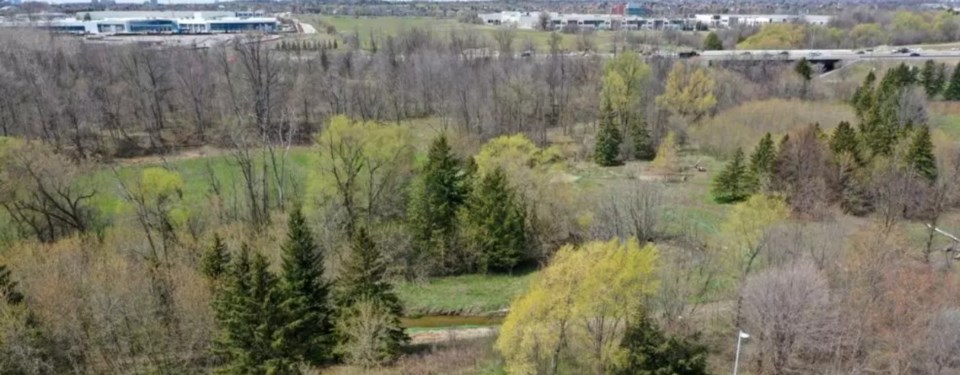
(298, 15), (697, 53)
(396, 272), (536, 316)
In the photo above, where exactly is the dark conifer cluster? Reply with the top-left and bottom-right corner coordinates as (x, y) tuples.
(712, 63), (939, 218)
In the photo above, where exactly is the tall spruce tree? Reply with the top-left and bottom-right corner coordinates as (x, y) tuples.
(408, 134), (470, 273)
(921, 60), (945, 98)
(852, 71), (876, 120)
(250, 252), (293, 374)
(830, 121), (863, 165)
(461, 167), (528, 273)
(629, 115), (656, 161)
(213, 245), (292, 374)
(712, 147), (749, 203)
(908, 125), (938, 183)
(944, 62), (960, 100)
(595, 98), (623, 166)
(615, 310), (709, 375)
(275, 208), (335, 366)
(201, 234), (231, 281)
(746, 133), (776, 193)
(334, 228), (407, 364)
(214, 245), (257, 374)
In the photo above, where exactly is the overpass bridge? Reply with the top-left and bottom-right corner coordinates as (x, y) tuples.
(693, 49), (960, 71)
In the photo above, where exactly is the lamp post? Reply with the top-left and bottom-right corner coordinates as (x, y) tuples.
(733, 330), (750, 375)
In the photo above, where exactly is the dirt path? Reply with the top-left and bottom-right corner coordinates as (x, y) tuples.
(409, 327), (498, 345)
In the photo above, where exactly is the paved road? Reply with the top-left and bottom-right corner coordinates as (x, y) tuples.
(698, 48), (960, 61)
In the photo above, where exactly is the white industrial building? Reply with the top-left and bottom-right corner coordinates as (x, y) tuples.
(479, 11), (685, 30)
(479, 11), (833, 31)
(692, 14), (833, 28)
(33, 12), (278, 35)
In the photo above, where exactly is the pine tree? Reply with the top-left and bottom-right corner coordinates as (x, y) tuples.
(594, 98), (623, 166)
(409, 134), (470, 273)
(275, 208), (335, 366)
(944, 62), (960, 100)
(830, 121), (862, 165)
(712, 147), (749, 203)
(213, 246), (291, 374)
(250, 252), (293, 374)
(334, 228), (407, 364)
(795, 58), (813, 81)
(461, 167), (528, 273)
(213, 245), (256, 373)
(908, 125), (938, 183)
(201, 234), (231, 281)
(703, 32), (723, 50)
(852, 71), (876, 120)
(921, 59), (945, 98)
(629, 116), (655, 161)
(615, 310), (709, 375)
(746, 133), (776, 193)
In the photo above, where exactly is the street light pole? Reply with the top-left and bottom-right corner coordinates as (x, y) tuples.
(733, 330), (750, 375)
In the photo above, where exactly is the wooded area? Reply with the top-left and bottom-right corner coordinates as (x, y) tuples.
(1, 16), (960, 374)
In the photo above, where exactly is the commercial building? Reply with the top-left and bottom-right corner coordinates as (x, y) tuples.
(479, 11), (833, 31)
(692, 14), (833, 28)
(479, 11), (685, 31)
(36, 12), (277, 35)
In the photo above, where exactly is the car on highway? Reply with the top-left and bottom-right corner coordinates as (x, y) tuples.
(910, 52), (921, 57)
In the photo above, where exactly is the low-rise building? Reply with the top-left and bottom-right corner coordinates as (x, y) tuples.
(692, 14), (833, 28)
(34, 12), (278, 35)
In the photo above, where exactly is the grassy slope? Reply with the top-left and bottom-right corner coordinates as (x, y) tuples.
(396, 272), (536, 316)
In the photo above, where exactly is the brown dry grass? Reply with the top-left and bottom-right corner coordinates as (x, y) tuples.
(314, 336), (501, 375)
(692, 99), (856, 158)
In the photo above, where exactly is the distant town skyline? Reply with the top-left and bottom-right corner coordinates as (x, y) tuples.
(21, 0), (233, 4)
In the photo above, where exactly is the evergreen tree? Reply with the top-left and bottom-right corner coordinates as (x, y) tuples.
(213, 245), (256, 373)
(408, 134), (470, 273)
(213, 246), (291, 374)
(629, 115), (655, 161)
(201, 234), (231, 281)
(852, 71), (876, 120)
(594, 98), (623, 166)
(795, 58), (813, 81)
(461, 167), (528, 273)
(830, 121), (862, 165)
(334, 228), (407, 364)
(908, 125), (938, 183)
(703, 32), (723, 50)
(275, 208), (335, 366)
(921, 59), (945, 98)
(320, 47), (330, 72)
(250, 252), (293, 374)
(615, 310), (709, 375)
(712, 147), (749, 203)
(746, 133), (776, 193)
(943, 62), (960, 100)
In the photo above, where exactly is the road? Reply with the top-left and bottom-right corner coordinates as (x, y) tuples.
(698, 48), (960, 62)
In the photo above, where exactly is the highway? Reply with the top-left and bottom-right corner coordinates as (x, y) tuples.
(696, 48), (960, 61)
